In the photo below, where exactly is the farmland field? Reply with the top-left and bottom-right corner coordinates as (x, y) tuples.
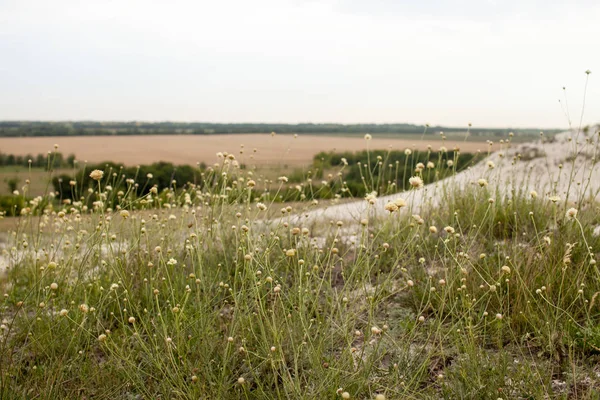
(0, 134), (497, 167)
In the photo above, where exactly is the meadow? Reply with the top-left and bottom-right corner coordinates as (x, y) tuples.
(0, 128), (599, 399)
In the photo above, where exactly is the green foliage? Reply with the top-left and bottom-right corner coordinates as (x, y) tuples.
(52, 161), (203, 202)
(314, 149), (479, 197)
(0, 194), (25, 216)
(6, 178), (18, 193)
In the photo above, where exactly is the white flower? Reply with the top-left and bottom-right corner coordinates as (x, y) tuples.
(444, 226), (455, 234)
(364, 133), (372, 140)
(89, 169), (104, 181)
(408, 176), (424, 188)
(566, 208), (578, 220)
(365, 191), (378, 205)
(384, 202), (398, 213)
(394, 198), (407, 208)
(477, 178), (488, 187)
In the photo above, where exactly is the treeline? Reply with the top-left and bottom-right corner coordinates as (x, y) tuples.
(0, 152), (75, 169)
(0, 121), (559, 137)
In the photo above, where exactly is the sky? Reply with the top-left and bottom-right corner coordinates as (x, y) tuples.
(0, 0), (598, 128)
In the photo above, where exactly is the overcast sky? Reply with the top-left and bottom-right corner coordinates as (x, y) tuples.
(0, 0), (598, 128)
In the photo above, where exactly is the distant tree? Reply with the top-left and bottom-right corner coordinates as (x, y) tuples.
(7, 177), (19, 192)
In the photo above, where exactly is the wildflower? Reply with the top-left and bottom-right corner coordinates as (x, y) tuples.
(365, 191), (378, 204)
(487, 161), (495, 169)
(477, 178), (488, 187)
(429, 226), (438, 234)
(566, 208), (578, 220)
(146, 173), (153, 179)
(426, 161), (435, 169)
(79, 304), (89, 313)
(48, 261), (57, 270)
(495, 313), (503, 320)
(257, 202), (267, 211)
(128, 317), (136, 324)
(59, 309), (68, 316)
(285, 249), (296, 257)
(530, 190), (538, 199)
(384, 202), (398, 213)
(342, 392), (351, 399)
(418, 316), (425, 322)
(501, 265), (511, 274)
(278, 176), (289, 183)
(237, 377), (245, 384)
(364, 133), (372, 140)
(412, 214), (424, 225)
(167, 258), (177, 266)
(120, 210), (130, 219)
(447, 160), (454, 167)
(415, 162), (425, 171)
(247, 180), (256, 187)
(548, 195), (561, 203)
(89, 169), (104, 181)
(407, 280), (414, 287)
(409, 176), (424, 188)
(394, 198), (407, 208)
(69, 180), (76, 186)
(444, 226), (455, 234)
(50, 282), (58, 290)
(404, 148), (412, 156)
(98, 334), (107, 342)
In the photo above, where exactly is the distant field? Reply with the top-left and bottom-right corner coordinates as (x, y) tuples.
(0, 133), (502, 168)
(0, 166), (71, 196)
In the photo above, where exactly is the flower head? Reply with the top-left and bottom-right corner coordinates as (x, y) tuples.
(384, 202), (398, 213)
(409, 176), (424, 189)
(89, 169), (104, 181)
